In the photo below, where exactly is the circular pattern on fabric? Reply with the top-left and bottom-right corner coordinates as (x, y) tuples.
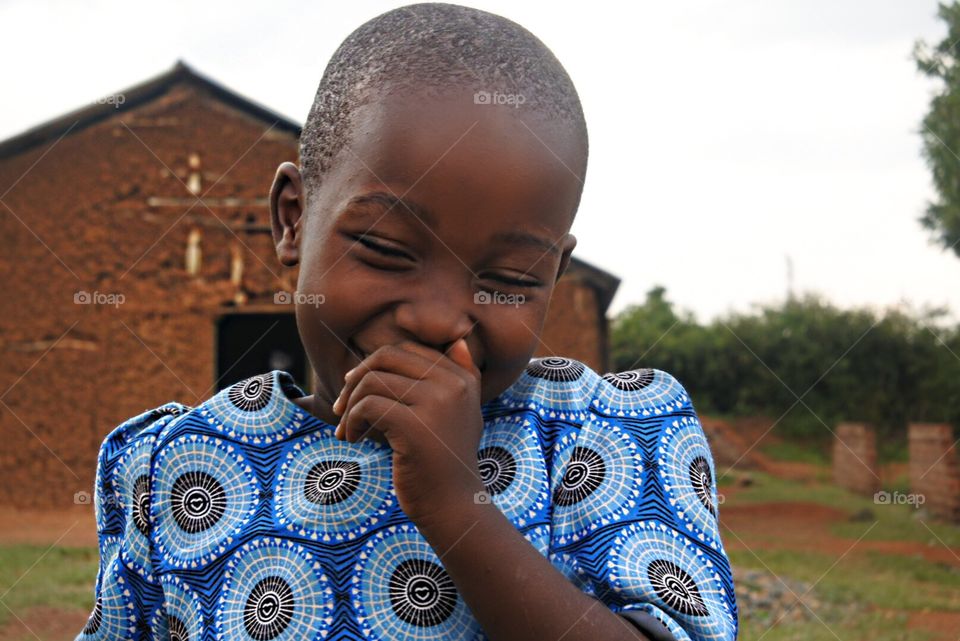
(171, 471), (226, 533)
(528, 357), (586, 382)
(153, 434), (259, 568)
(477, 446), (515, 495)
(216, 537), (332, 641)
(351, 524), (482, 641)
(595, 369), (687, 415)
(151, 575), (203, 641)
(168, 617), (189, 641)
(604, 368), (655, 390)
(475, 418), (549, 527)
(389, 559), (458, 626)
(660, 416), (722, 544)
(305, 459), (361, 504)
(275, 431), (394, 542)
(204, 371), (305, 443)
(689, 456), (715, 515)
(554, 446), (606, 507)
(609, 521), (735, 639)
(229, 373), (274, 412)
(111, 435), (156, 576)
(78, 537), (136, 640)
(550, 420), (643, 545)
(244, 576), (295, 639)
(495, 358), (600, 415)
(132, 475), (151, 536)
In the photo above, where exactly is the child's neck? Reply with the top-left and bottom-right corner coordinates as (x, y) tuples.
(290, 394), (341, 427)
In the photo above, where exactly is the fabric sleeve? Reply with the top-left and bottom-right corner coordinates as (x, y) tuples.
(76, 403), (189, 641)
(547, 368), (738, 641)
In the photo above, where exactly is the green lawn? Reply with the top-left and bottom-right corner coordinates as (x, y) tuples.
(0, 545), (97, 630)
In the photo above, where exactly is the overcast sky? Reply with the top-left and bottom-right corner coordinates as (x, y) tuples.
(3, 0), (958, 325)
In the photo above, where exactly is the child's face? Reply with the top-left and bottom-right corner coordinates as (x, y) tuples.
(271, 87), (584, 415)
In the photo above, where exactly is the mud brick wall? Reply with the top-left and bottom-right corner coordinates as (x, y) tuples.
(908, 423), (960, 522)
(538, 275), (606, 372)
(0, 82), (300, 509)
(699, 415), (773, 472)
(832, 422), (880, 496)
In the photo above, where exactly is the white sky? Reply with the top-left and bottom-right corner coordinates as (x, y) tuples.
(3, 0), (958, 325)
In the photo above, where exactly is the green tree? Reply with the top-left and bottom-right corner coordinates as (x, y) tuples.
(915, 1), (960, 257)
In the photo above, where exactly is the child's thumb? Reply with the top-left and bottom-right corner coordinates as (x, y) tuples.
(447, 337), (475, 372)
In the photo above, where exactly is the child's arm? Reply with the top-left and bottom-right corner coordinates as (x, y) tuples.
(75, 403), (188, 641)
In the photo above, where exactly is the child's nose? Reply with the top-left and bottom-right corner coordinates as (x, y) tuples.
(393, 296), (477, 357)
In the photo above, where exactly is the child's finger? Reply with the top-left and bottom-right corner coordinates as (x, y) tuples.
(338, 394), (405, 444)
(333, 343), (454, 416)
(335, 371), (417, 440)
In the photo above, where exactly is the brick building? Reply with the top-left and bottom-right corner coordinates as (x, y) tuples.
(0, 61), (619, 508)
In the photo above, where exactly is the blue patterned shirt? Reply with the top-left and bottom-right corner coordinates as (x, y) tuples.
(77, 357), (738, 641)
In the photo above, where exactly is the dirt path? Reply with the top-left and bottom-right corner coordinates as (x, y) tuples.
(720, 501), (960, 567)
(0, 607), (88, 641)
(0, 505), (97, 547)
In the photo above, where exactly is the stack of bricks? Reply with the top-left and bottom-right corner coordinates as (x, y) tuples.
(832, 422), (880, 496)
(908, 423), (960, 522)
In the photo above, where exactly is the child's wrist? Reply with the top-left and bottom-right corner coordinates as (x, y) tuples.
(406, 482), (492, 535)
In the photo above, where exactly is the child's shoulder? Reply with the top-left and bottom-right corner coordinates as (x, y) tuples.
(493, 356), (692, 418)
(99, 369), (307, 453)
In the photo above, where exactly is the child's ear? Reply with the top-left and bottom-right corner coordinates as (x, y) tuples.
(554, 233), (577, 282)
(269, 162), (305, 267)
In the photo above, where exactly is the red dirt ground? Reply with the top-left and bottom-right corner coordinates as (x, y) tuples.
(720, 501), (960, 567)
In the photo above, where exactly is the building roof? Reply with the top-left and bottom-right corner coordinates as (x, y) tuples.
(566, 255), (620, 314)
(0, 60), (302, 160)
(0, 61), (620, 313)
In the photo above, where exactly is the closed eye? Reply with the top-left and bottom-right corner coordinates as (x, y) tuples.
(486, 274), (541, 288)
(351, 234), (412, 260)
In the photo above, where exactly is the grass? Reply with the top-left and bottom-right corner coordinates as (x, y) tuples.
(0, 545), (97, 629)
(735, 607), (921, 641)
(720, 467), (960, 550)
(720, 469), (856, 507)
(758, 440), (830, 466)
(722, 465), (960, 640)
(729, 547), (960, 612)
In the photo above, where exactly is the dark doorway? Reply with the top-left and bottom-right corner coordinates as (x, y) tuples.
(215, 313), (309, 392)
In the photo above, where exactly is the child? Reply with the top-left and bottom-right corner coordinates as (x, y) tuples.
(77, 3), (738, 641)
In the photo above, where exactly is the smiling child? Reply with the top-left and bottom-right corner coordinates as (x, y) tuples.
(77, 4), (738, 641)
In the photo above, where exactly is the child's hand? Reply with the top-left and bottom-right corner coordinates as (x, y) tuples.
(331, 338), (486, 525)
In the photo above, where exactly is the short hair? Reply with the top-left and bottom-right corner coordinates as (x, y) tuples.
(299, 2), (588, 217)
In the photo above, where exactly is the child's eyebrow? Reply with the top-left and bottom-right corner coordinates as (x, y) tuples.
(343, 191), (559, 256)
(345, 192), (437, 227)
